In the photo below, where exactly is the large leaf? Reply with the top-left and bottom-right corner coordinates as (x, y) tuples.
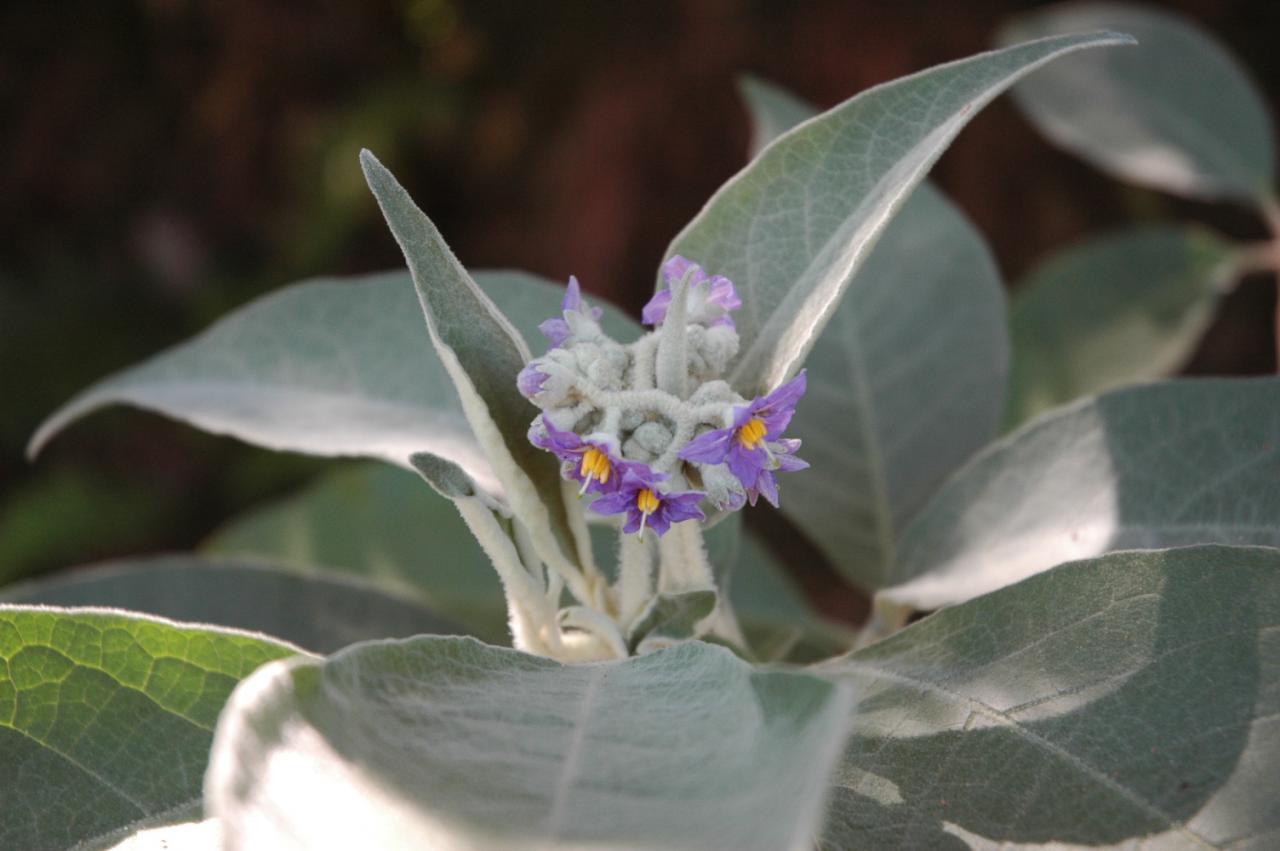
(203, 463), (506, 642)
(738, 75), (821, 159)
(1000, 2), (1276, 202)
(361, 151), (592, 590)
(29, 270), (633, 502)
(206, 637), (852, 850)
(883, 377), (1280, 611)
(0, 606), (297, 851)
(0, 554), (467, 654)
(1007, 224), (1237, 428)
(666, 31), (1130, 398)
(737, 77), (1008, 589)
(821, 545), (1280, 848)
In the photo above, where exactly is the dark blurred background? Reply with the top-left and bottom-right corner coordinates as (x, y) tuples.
(2, 0), (1277, 591)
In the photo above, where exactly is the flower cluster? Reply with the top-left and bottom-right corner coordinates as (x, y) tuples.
(519, 256), (808, 538)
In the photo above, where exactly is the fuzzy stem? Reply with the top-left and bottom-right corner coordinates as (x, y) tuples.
(655, 521), (715, 594)
(616, 531), (655, 627)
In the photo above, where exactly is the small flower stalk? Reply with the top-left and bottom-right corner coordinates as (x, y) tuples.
(502, 256), (809, 662)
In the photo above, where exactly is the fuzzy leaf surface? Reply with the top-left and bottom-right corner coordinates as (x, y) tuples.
(884, 377), (1280, 610)
(822, 545), (1280, 849)
(667, 32), (1130, 397)
(207, 637), (852, 851)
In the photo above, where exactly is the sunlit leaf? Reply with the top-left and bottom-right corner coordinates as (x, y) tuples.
(0, 606), (296, 851)
(882, 377), (1280, 610)
(823, 545), (1280, 848)
(207, 637), (852, 850)
(1000, 2), (1276, 202)
(738, 76), (1008, 590)
(668, 32), (1130, 398)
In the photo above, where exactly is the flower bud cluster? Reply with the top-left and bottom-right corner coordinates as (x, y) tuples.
(519, 257), (808, 537)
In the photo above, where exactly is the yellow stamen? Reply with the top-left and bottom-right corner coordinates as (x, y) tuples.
(636, 488), (661, 515)
(738, 417), (768, 450)
(578, 447), (613, 494)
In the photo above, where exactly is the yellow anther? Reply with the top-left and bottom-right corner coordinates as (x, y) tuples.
(738, 417), (768, 450)
(579, 447), (612, 483)
(636, 488), (661, 515)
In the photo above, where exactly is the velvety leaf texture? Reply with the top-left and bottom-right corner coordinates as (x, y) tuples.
(0, 607), (297, 851)
(206, 637), (853, 851)
(1007, 224), (1236, 428)
(1, 555), (468, 654)
(884, 377), (1280, 610)
(29, 270), (633, 504)
(1001, 2), (1276, 202)
(738, 76), (1007, 590)
(667, 31), (1130, 398)
(822, 545), (1280, 849)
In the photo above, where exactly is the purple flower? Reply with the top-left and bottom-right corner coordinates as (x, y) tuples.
(517, 362), (549, 399)
(678, 371), (808, 505)
(538, 275), (603, 348)
(531, 416), (624, 494)
(744, 438), (809, 508)
(642, 256), (742, 329)
(590, 464), (705, 537)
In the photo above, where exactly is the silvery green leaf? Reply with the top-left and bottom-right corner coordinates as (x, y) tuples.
(0, 554), (466, 654)
(882, 377), (1280, 611)
(731, 528), (855, 664)
(0, 606), (296, 851)
(1000, 2), (1276, 202)
(667, 31), (1131, 398)
(738, 75), (819, 159)
(203, 463), (506, 643)
(206, 637), (852, 851)
(29, 269), (633, 506)
(821, 545), (1280, 849)
(476, 269), (642, 348)
(361, 151), (587, 582)
(738, 77), (1009, 591)
(626, 590), (717, 652)
(1007, 225), (1237, 428)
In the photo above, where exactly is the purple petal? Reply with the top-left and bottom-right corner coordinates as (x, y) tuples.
(620, 509), (644, 535)
(535, 416), (585, 459)
(517, 363), (548, 398)
(562, 275), (583, 312)
(662, 256), (707, 287)
(678, 427), (734, 464)
(662, 493), (706, 524)
(776, 452), (809, 473)
(641, 288), (672, 326)
(589, 491), (632, 515)
(645, 510), (673, 537)
(706, 275), (742, 311)
(538, 317), (572, 347)
(726, 443), (768, 487)
(751, 470), (780, 508)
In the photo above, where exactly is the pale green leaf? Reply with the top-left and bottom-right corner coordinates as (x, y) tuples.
(1007, 225), (1237, 428)
(1, 554), (468, 654)
(1000, 2), (1276, 202)
(361, 150), (588, 584)
(0, 606), (297, 851)
(738, 77), (1009, 589)
(883, 377), (1280, 610)
(626, 590), (717, 652)
(206, 637), (852, 851)
(738, 75), (820, 160)
(203, 463), (506, 643)
(29, 269), (633, 505)
(667, 31), (1131, 398)
(822, 545), (1280, 848)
